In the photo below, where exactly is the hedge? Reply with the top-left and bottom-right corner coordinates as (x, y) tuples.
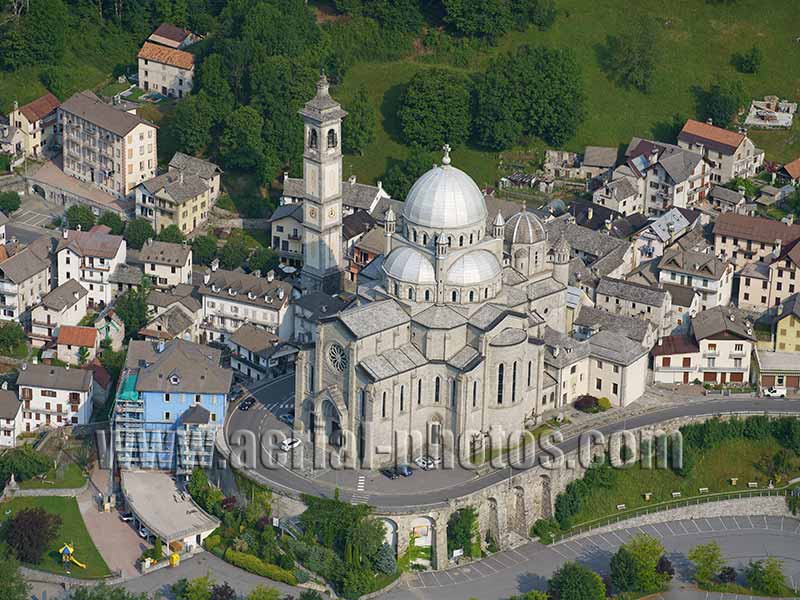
(224, 549), (298, 585)
(203, 534), (221, 552)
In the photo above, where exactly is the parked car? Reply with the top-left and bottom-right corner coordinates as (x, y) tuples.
(279, 413), (295, 425)
(763, 386), (786, 398)
(397, 464), (414, 477)
(381, 467), (400, 480)
(119, 512), (134, 523)
(279, 438), (301, 452)
(138, 525), (150, 539)
(414, 455), (441, 471)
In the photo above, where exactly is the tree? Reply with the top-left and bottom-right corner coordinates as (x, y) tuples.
(0, 321), (26, 355)
(219, 236), (249, 270)
(512, 0), (557, 30)
(397, 69), (472, 150)
(249, 247), (279, 274)
(115, 279), (151, 340)
(382, 151), (433, 199)
(373, 542), (397, 575)
(192, 234), (219, 265)
(688, 541), (724, 584)
(0, 191), (21, 214)
(746, 557), (787, 595)
(78, 346), (90, 366)
(0, 553), (29, 600)
(0, 444), (50, 484)
(157, 224), (186, 244)
(548, 561), (606, 600)
(718, 566), (737, 583)
(219, 106), (264, 170)
(447, 507), (479, 557)
(600, 16), (658, 92)
(97, 212), (125, 235)
(656, 555), (675, 580)
(197, 54), (236, 126)
(343, 86), (376, 155)
(474, 45), (585, 149)
(21, 0), (68, 66)
(6, 507), (62, 563)
(246, 586), (282, 600)
(733, 45), (763, 74)
(171, 93), (214, 155)
(442, 0), (513, 39)
(697, 79), (746, 129)
(66, 204), (96, 231)
(611, 534), (668, 593)
(71, 584), (149, 600)
(183, 575), (213, 600)
(297, 591), (323, 600)
(124, 219), (155, 250)
(210, 582), (237, 600)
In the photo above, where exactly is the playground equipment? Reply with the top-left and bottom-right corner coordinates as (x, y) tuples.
(59, 543), (87, 569)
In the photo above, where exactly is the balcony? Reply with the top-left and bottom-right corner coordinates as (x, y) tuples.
(728, 350), (748, 358)
(702, 350), (719, 358)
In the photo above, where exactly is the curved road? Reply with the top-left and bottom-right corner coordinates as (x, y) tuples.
(225, 384), (800, 511)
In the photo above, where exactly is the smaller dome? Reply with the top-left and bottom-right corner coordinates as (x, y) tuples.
(383, 246), (436, 285)
(505, 210), (546, 245)
(446, 250), (501, 286)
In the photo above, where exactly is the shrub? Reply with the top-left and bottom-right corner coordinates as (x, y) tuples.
(224, 549), (298, 585)
(718, 566), (737, 583)
(204, 534), (222, 552)
(0, 191), (21, 214)
(373, 542), (396, 575)
(531, 518), (560, 544)
(574, 395), (600, 413)
(293, 568), (310, 584)
(342, 568), (374, 599)
(597, 397), (611, 411)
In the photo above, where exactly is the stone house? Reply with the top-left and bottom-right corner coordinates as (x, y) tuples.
(56, 225), (126, 308)
(8, 92), (60, 158)
(137, 42), (194, 99)
(594, 277), (673, 337)
(0, 387), (22, 448)
(17, 362), (94, 431)
(168, 153), (222, 202)
(56, 325), (98, 365)
(713, 212), (800, 270)
(772, 294), (800, 352)
(632, 207), (700, 264)
(754, 350), (800, 392)
(269, 203), (304, 268)
(30, 280), (89, 348)
(135, 170), (212, 235)
(677, 118), (764, 184)
(147, 23), (200, 50)
(0, 236), (53, 322)
(138, 239), (192, 288)
(657, 247), (733, 310)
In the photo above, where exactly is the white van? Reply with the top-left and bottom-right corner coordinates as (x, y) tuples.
(763, 386), (786, 398)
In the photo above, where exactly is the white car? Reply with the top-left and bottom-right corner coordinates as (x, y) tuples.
(414, 455), (441, 471)
(138, 525), (150, 539)
(763, 386), (786, 398)
(279, 438), (302, 452)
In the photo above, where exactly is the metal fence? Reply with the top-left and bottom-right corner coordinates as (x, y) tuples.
(552, 487), (792, 543)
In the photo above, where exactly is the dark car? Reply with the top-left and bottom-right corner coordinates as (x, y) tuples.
(381, 467), (400, 480)
(397, 464), (414, 477)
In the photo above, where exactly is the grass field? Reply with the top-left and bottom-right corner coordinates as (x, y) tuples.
(0, 496), (111, 579)
(336, 0), (800, 187)
(18, 463), (86, 490)
(571, 438), (797, 525)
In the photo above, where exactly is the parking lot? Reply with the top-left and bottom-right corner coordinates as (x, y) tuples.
(12, 207), (54, 227)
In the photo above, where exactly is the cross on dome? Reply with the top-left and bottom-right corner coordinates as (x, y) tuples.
(442, 144), (452, 166)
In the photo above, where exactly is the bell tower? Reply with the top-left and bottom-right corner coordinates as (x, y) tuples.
(300, 73), (347, 294)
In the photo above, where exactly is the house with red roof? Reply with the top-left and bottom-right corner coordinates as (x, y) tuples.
(779, 157), (800, 185)
(677, 118), (764, 185)
(8, 92), (60, 158)
(56, 325), (98, 365)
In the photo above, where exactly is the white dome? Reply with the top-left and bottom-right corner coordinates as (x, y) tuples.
(505, 210), (546, 245)
(383, 246), (436, 285)
(403, 162), (487, 230)
(446, 250), (501, 286)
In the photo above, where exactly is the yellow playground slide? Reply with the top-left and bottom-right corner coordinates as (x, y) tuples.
(59, 543), (87, 569)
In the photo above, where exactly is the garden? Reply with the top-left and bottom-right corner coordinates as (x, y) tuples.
(0, 496), (110, 579)
(532, 415), (800, 542)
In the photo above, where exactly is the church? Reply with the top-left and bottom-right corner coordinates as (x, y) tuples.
(292, 75), (648, 467)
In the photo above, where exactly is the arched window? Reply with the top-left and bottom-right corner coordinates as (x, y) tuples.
(472, 380), (478, 407)
(527, 361), (532, 387)
(448, 237), (452, 247)
(327, 128), (337, 149)
(484, 288), (489, 299)
(417, 379), (422, 405)
(451, 290), (458, 302)
(470, 233), (474, 244)
(497, 364), (504, 404)
(359, 389), (365, 418)
(413, 230), (418, 243)
(512, 362), (517, 403)
(425, 289), (431, 302)
(459, 235), (464, 247)
(308, 129), (318, 149)
(407, 288), (414, 300)
(381, 391), (386, 418)
(399, 386), (405, 412)
(451, 379), (457, 406)
(434, 377), (440, 403)
(469, 290), (475, 302)
(534, 252), (539, 266)
(423, 233), (428, 245)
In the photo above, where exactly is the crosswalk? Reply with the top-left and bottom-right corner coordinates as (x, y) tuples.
(351, 476), (369, 505)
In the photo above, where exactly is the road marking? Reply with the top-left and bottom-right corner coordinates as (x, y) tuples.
(689, 519), (702, 533)
(663, 521), (676, 535)
(611, 531), (627, 544)
(780, 516), (785, 531)
(704, 518), (714, 532)
(549, 546), (571, 560)
(747, 515), (755, 529)
(510, 549), (527, 561)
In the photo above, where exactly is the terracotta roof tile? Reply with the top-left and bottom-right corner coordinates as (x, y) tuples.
(19, 92), (60, 123)
(783, 157), (800, 180)
(138, 42), (194, 70)
(713, 213), (800, 245)
(678, 119), (744, 154)
(151, 23), (192, 44)
(57, 326), (97, 348)
(650, 335), (699, 357)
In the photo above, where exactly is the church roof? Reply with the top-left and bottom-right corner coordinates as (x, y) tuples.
(335, 300), (409, 339)
(413, 305), (467, 329)
(359, 343), (427, 381)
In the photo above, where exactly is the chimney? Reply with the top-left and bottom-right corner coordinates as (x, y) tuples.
(203, 269), (211, 285)
(21, 362), (26, 371)
(157, 340), (165, 353)
(706, 117), (713, 126)
(774, 239), (782, 258)
(277, 287), (285, 300)
(146, 238), (153, 247)
(348, 174), (357, 185)
(179, 171), (184, 185)
(267, 270), (275, 282)
(13, 100), (18, 111)
(65, 364), (70, 370)
(32, 356), (38, 365)
(63, 229), (68, 239)
(658, 337), (663, 346)
(587, 207), (593, 221)
(77, 224), (82, 232)
(210, 258), (219, 272)
(377, 180), (383, 191)
(252, 270), (261, 278)
(650, 147), (659, 164)
(73, 291), (79, 301)
(1, 381), (6, 391)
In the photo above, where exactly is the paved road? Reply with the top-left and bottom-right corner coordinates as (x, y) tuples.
(224, 386), (800, 511)
(385, 515), (800, 600)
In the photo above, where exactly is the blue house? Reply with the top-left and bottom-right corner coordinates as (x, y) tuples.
(113, 340), (232, 473)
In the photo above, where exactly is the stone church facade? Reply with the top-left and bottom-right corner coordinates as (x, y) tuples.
(292, 77), (644, 468)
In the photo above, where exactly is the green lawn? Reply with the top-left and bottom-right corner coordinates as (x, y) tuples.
(18, 463), (87, 490)
(98, 81), (131, 98)
(0, 497), (111, 579)
(336, 0), (800, 188)
(571, 438), (797, 526)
